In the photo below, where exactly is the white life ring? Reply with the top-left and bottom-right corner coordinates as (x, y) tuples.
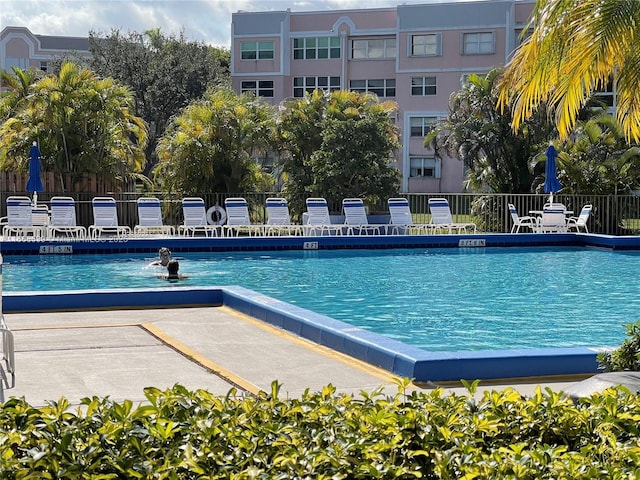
(207, 205), (227, 225)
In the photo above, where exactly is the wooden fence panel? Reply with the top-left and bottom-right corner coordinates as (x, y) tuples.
(0, 171), (116, 195)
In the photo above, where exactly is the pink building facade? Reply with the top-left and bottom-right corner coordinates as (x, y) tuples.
(0, 26), (90, 74)
(231, 0), (534, 193)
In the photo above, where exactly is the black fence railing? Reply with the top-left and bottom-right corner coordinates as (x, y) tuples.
(1, 191), (640, 235)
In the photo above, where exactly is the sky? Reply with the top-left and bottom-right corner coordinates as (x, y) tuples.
(0, 0), (435, 49)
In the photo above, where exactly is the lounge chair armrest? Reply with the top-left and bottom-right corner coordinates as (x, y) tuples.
(566, 217), (580, 228)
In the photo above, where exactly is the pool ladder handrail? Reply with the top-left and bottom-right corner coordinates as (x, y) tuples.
(0, 314), (15, 403)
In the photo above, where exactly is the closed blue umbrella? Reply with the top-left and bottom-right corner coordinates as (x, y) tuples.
(543, 143), (562, 204)
(26, 142), (43, 206)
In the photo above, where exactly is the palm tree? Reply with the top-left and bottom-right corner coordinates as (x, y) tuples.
(426, 69), (554, 194)
(549, 114), (640, 195)
(498, 0), (640, 143)
(0, 62), (147, 191)
(154, 88), (275, 195)
(309, 90), (400, 207)
(276, 90), (328, 215)
(277, 89), (400, 214)
(0, 66), (41, 119)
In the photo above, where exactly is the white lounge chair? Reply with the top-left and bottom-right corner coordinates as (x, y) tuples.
(428, 198), (477, 234)
(265, 197), (302, 236)
(134, 197), (175, 236)
(88, 196), (131, 239)
(47, 196), (87, 239)
(535, 204), (568, 233)
(566, 204), (592, 233)
(3, 196), (45, 238)
(223, 197), (265, 237)
(546, 202), (568, 212)
(31, 204), (50, 230)
(508, 203), (536, 233)
(304, 198), (343, 236)
(387, 198), (432, 235)
(342, 198), (381, 235)
(178, 197), (219, 237)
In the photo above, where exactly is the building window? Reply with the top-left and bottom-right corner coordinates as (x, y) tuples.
(39, 61), (48, 72)
(410, 117), (438, 137)
(351, 38), (396, 59)
(463, 32), (494, 55)
(410, 157), (440, 178)
(516, 28), (532, 46)
(241, 41), (274, 60)
(293, 76), (341, 97)
(587, 78), (615, 112)
(350, 79), (395, 97)
(241, 80), (274, 98)
(411, 77), (437, 96)
(410, 34), (440, 56)
(5, 57), (29, 69)
(293, 37), (340, 59)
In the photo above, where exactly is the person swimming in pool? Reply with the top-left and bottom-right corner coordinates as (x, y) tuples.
(158, 259), (188, 281)
(149, 247), (172, 267)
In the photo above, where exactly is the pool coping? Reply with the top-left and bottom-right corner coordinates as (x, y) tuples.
(2, 231), (640, 256)
(1, 231), (634, 382)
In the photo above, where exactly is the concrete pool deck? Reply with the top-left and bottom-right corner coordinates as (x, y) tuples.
(2, 306), (581, 407)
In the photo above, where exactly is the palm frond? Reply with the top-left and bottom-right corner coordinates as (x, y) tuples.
(499, 0), (640, 142)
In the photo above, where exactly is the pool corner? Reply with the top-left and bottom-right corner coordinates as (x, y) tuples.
(2, 286), (602, 382)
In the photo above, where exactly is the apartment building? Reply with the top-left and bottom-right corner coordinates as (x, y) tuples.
(0, 26), (90, 75)
(231, 0), (535, 193)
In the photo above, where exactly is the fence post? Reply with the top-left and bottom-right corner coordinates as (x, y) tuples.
(605, 195), (615, 235)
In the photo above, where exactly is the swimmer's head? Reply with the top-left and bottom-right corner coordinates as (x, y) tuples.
(158, 247), (172, 265)
(167, 259), (180, 277)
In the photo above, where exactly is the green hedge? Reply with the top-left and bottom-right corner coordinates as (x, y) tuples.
(1, 379), (640, 479)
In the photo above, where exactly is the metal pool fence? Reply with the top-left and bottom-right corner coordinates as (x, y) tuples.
(1, 191), (639, 235)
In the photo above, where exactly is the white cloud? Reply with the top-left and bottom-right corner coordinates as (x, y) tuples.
(0, 0), (431, 47)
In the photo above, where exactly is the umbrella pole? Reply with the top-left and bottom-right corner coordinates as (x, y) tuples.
(32, 192), (38, 207)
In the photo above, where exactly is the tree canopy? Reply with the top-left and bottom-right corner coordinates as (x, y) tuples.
(277, 90), (400, 214)
(498, 0), (640, 143)
(154, 88), (275, 195)
(0, 67), (43, 120)
(276, 90), (327, 214)
(0, 62), (147, 191)
(88, 28), (230, 174)
(550, 114), (640, 195)
(426, 69), (555, 193)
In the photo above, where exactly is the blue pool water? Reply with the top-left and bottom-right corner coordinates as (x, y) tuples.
(2, 247), (638, 352)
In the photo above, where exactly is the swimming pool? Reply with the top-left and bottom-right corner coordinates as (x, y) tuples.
(2, 246), (637, 352)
